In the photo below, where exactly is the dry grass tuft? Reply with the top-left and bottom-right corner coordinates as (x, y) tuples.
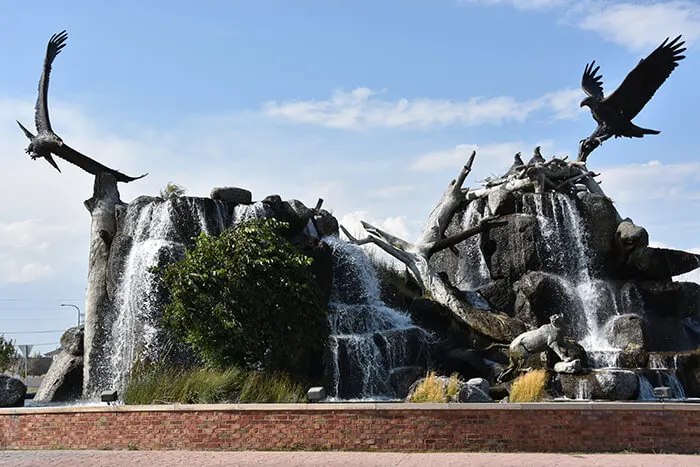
(409, 371), (462, 403)
(509, 369), (548, 402)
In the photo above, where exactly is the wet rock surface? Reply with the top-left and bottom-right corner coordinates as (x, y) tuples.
(0, 375), (26, 407)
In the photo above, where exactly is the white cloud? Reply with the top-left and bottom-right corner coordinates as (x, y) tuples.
(598, 160), (700, 203)
(463, 0), (700, 53)
(579, 1), (700, 52)
(263, 87), (581, 130)
(408, 140), (558, 175)
(0, 256), (54, 284)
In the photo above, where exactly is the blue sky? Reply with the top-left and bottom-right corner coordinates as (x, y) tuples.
(1, 0), (699, 354)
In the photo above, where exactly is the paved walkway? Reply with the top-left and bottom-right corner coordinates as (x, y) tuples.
(0, 451), (697, 466)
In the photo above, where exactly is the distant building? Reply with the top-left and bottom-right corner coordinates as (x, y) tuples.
(43, 348), (63, 361)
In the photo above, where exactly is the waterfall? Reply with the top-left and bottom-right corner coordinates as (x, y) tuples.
(455, 200), (491, 291)
(637, 375), (656, 400)
(324, 237), (433, 400)
(522, 193), (620, 361)
(103, 197), (269, 396)
(109, 199), (178, 394)
(576, 378), (591, 400)
(648, 355), (686, 399)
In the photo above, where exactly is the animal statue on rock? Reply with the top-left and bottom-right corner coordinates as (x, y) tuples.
(578, 35), (686, 162)
(497, 314), (573, 382)
(16, 30), (146, 183)
(527, 146), (545, 165)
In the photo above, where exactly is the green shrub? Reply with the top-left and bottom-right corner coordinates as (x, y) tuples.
(0, 335), (18, 373)
(124, 364), (306, 405)
(158, 218), (328, 375)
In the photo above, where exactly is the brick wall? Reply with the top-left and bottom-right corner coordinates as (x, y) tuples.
(0, 403), (698, 453)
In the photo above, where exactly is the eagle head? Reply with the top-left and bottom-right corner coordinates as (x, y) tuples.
(580, 96), (597, 109)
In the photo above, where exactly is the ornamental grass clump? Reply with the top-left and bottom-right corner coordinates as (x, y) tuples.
(124, 364), (306, 405)
(409, 371), (462, 403)
(509, 369), (548, 402)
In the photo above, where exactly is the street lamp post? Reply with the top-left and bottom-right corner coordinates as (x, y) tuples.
(61, 304), (82, 326)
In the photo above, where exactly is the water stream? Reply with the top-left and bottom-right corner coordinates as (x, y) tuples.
(324, 237), (433, 400)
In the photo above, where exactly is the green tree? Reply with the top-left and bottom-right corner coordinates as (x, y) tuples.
(159, 218), (328, 375)
(0, 335), (18, 373)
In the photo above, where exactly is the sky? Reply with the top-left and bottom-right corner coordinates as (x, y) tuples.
(0, 0), (699, 355)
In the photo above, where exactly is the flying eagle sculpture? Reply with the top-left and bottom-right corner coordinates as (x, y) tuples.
(578, 35), (686, 162)
(17, 30), (146, 183)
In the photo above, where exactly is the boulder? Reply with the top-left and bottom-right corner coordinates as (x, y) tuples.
(554, 359), (582, 374)
(479, 279), (516, 317)
(33, 353), (84, 403)
(458, 383), (493, 403)
(487, 189), (516, 216)
(313, 209), (339, 238)
(625, 248), (700, 281)
(409, 299), (477, 347)
(406, 375), (493, 403)
(614, 220), (649, 256)
(0, 375), (26, 407)
(466, 377), (490, 394)
(428, 208), (466, 287)
(559, 369), (639, 400)
(575, 192), (619, 274)
(635, 281), (700, 318)
(513, 271), (585, 331)
(440, 348), (493, 380)
(619, 343), (649, 369)
(675, 351), (700, 398)
(210, 187), (252, 205)
(61, 325), (84, 356)
(562, 338), (589, 368)
(481, 214), (543, 282)
(389, 366), (425, 399)
(607, 314), (647, 349)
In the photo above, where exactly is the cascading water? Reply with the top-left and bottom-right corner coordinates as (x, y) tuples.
(649, 355), (687, 399)
(455, 200), (491, 291)
(521, 192), (620, 367)
(103, 198), (269, 396)
(324, 237), (433, 400)
(637, 375), (656, 400)
(109, 200), (178, 394)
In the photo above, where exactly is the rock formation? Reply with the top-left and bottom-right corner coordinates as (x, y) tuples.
(351, 148), (700, 401)
(78, 176), (338, 398)
(34, 326), (84, 402)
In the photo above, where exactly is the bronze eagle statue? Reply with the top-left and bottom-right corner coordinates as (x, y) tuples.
(17, 30), (146, 183)
(578, 35), (686, 162)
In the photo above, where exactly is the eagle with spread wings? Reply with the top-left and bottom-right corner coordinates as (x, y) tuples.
(17, 30), (146, 183)
(578, 36), (686, 162)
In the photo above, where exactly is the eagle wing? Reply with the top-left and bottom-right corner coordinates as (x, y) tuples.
(35, 30), (68, 134)
(52, 143), (147, 183)
(604, 36), (686, 120)
(581, 61), (605, 99)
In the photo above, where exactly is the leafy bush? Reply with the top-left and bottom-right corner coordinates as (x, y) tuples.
(0, 335), (18, 373)
(409, 371), (462, 403)
(158, 218), (327, 375)
(159, 182), (186, 199)
(509, 369), (548, 402)
(124, 363), (306, 405)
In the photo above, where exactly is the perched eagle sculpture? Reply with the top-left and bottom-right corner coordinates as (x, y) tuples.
(527, 146), (545, 165)
(17, 30), (146, 183)
(578, 35), (686, 162)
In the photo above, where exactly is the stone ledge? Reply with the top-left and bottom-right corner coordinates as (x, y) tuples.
(3, 401), (698, 415)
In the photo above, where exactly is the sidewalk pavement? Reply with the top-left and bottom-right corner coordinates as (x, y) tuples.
(0, 451), (698, 466)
